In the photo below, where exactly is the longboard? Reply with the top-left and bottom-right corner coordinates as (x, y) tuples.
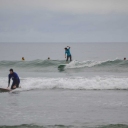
(58, 64), (66, 69)
(0, 88), (11, 92)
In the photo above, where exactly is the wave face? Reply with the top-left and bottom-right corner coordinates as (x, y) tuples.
(0, 59), (128, 69)
(0, 76), (128, 91)
(1, 59), (128, 91)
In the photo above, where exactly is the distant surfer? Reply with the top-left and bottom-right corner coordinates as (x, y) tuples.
(7, 69), (20, 90)
(22, 57), (25, 61)
(124, 57), (126, 60)
(65, 46), (72, 62)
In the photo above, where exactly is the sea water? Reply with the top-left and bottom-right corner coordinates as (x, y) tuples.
(0, 43), (128, 128)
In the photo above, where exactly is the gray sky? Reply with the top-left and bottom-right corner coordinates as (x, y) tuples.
(0, 0), (128, 42)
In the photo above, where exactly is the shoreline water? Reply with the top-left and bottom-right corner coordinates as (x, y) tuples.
(0, 90), (128, 127)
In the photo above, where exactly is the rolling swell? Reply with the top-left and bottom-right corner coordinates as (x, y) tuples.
(0, 59), (128, 69)
(0, 60), (64, 68)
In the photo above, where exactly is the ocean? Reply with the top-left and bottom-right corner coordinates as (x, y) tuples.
(0, 43), (128, 128)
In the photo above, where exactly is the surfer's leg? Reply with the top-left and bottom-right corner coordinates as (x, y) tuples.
(66, 56), (69, 61)
(11, 82), (16, 89)
(14, 79), (20, 88)
(16, 82), (20, 88)
(70, 55), (72, 61)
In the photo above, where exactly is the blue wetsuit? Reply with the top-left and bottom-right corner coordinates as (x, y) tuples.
(65, 48), (72, 61)
(8, 72), (20, 89)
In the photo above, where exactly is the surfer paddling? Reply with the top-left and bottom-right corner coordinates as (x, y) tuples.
(64, 46), (72, 62)
(7, 69), (20, 90)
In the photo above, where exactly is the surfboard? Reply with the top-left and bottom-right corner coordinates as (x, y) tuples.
(11, 88), (22, 93)
(0, 88), (11, 92)
(58, 61), (75, 70)
(58, 64), (66, 69)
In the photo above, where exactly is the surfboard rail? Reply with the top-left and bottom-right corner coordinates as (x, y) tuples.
(0, 88), (11, 92)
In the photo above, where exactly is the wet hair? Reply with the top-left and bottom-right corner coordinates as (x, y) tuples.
(65, 48), (67, 50)
(9, 69), (13, 72)
(22, 57), (25, 60)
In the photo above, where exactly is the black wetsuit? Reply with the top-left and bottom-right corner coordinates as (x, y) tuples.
(8, 72), (20, 89)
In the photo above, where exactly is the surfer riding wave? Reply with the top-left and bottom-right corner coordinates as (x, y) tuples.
(65, 46), (72, 62)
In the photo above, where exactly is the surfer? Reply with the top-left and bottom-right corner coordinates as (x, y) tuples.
(65, 46), (72, 62)
(7, 69), (20, 89)
(22, 57), (25, 61)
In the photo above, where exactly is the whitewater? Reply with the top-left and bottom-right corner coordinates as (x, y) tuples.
(0, 43), (128, 128)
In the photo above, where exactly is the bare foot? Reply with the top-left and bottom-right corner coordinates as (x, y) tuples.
(13, 86), (16, 89)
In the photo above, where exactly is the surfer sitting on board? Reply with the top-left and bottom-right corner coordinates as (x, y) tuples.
(7, 69), (20, 90)
(65, 46), (72, 62)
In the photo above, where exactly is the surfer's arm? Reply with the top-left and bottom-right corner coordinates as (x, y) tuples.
(65, 51), (67, 58)
(8, 75), (11, 87)
(8, 79), (10, 87)
(67, 46), (70, 49)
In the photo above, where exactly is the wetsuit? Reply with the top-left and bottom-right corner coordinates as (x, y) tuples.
(65, 48), (72, 61)
(8, 72), (20, 89)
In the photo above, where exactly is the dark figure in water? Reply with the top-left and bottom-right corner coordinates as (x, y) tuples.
(124, 58), (126, 60)
(7, 69), (20, 90)
(65, 46), (72, 62)
(22, 57), (25, 61)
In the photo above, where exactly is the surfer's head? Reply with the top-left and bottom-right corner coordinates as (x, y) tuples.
(65, 48), (67, 50)
(22, 57), (25, 61)
(9, 69), (13, 74)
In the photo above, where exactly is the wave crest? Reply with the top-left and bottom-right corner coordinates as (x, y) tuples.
(0, 59), (128, 69)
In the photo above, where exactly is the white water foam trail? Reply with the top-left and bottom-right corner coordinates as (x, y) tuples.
(65, 60), (111, 69)
(0, 76), (128, 91)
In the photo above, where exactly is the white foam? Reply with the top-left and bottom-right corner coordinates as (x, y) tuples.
(65, 60), (105, 69)
(0, 76), (128, 90)
(64, 59), (121, 69)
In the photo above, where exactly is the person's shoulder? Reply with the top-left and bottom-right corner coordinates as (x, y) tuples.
(14, 72), (18, 75)
(12, 72), (16, 76)
(14, 72), (19, 77)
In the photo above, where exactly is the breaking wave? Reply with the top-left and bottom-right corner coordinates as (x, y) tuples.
(0, 76), (128, 91)
(0, 59), (128, 69)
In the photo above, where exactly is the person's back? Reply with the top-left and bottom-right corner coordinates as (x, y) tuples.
(65, 49), (71, 56)
(65, 46), (72, 62)
(8, 72), (20, 82)
(8, 69), (20, 89)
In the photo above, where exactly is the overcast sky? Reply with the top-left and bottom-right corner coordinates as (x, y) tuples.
(0, 0), (128, 43)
